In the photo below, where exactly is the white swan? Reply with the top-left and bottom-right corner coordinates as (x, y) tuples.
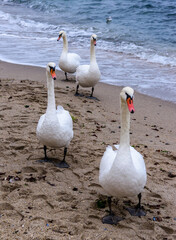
(36, 62), (73, 168)
(99, 87), (147, 225)
(57, 30), (81, 81)
(75, 34), (101, 99)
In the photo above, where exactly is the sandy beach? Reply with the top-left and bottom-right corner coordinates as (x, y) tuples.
(0, 60), (176, 240)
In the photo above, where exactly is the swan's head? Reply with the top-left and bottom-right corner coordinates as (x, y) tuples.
(91, 34), (97, 46)
(57, 30), (66, 41)
(120, 87), (135, 113)
(46, 62), (56, 80)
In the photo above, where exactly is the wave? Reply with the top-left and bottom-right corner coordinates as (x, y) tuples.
(97, 39), (176, 67)
(1, 0), (57, 13)
(1, 0), (176, 68)
(1, 11), (175, 67)
(0, 9), (57, 33)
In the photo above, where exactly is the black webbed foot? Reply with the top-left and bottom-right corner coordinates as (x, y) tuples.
(126, 193), (146, 217)
(126, 206), (146, 217)
(102, 214), (123, 225)
(38, 157), (53, 164)
(102, 196), (123, 225)
(86, 95), (99, 101)
(54, 160), (69, 168)
(74, 92), (84, 97)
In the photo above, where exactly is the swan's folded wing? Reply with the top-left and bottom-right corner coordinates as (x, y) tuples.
(36, 114), (45, 133)
(130, 146), (146, 171)
(130, 146), (147, 185)
(76, 65), (91, 86)
(99, 146), (117, 179)
(56, 106), (73, 131)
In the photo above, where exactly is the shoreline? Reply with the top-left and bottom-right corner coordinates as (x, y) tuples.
(0, 60), (176, 239)
(1, 59), (176, 105)
(1, 60), (176, 153)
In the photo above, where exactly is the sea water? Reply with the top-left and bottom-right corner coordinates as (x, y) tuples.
(0, 0), (176, 102)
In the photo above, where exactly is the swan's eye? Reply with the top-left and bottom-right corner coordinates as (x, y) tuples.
(50, 66), (55, 71)
(125, 93), (133, 101)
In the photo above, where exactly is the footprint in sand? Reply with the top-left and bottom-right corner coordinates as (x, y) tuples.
(0, 202), (14, 210)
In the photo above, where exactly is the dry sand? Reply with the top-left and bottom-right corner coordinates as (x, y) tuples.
(0, 60), (176, 240)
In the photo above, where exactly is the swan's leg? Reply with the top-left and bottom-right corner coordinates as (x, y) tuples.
(54, 147), (70, 168)
(75, 84), (79, 95)
(90, 87), (94, 97)
(86, 87), (99, 100)
(65, 72), (68, 81)
(126, 193), (146, 217)
(38, 145), (52, 163)
(75, 84), (84, 97)
(44, 145), (47, 160)
(102, 197), (123, 225)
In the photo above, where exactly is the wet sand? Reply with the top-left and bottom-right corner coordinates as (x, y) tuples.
(0, 61), (176, 239)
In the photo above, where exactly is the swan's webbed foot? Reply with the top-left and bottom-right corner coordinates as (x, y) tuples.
(102, 196), (124, 225)
(85, 87), (99, 100)
(54, 147), (69, 168)
(38, 145), (53, 163)
(54, 160), (69, 168)
(102, 214), (123, 225)
(86, 87), (99, 100)
(86, 95), (100, 101)
(61, 72), (69, 81)
(75, 84), (84, 97)
(74, 92), (84, 97)
(126, 193), (146, 217)
(38, 157), (53, 163)
(126, 206), (146, 217)
(61, 79), (70, 82)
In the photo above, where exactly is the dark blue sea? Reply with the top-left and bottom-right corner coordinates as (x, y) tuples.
(0, 0), (176, 102)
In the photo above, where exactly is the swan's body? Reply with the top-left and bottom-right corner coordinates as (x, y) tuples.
(99, 87), (147, 224)
(36, 62), (73, 168)
(75, 34), (101, 98)
(57, 31), (81, 80)
(100, 145), (146, 198)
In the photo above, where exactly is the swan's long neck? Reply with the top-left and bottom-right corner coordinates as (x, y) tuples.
(62, 35), (68, 53)
(46, 74), (56, 115)
(90, 42), (96, 64)
(119, 98), (130, 148)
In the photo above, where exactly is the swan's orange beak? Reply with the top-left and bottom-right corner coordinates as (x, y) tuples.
(57, 35), (62, 41)
(50, 69), (56, 80)
(94, 40), (97, 46)
(127, 97), (135, 113)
